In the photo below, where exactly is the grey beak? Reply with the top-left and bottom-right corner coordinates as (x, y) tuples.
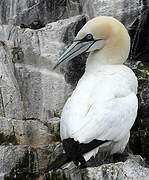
(53, 40), (95, 69)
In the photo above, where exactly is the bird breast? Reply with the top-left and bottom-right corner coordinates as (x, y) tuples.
(60, 64), (137, 140)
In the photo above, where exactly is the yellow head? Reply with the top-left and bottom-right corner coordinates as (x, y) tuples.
(54, 16), (130, 69)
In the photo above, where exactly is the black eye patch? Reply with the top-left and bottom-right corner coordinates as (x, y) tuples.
(73, 34), (103, 43)
(81, 34), (94, 42)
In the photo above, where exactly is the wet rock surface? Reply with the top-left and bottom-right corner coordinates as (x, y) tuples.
(0, 0), (149, 179)
(80, 0), (142, 28)
(129, 62), (149, 164)
(0, 14), (87, 179)
(45, 158), (149, 180)
(0, 0), (68, 26)
(129, 5), (149, 62)
(0, 15), (85, 121)
(0, 144), (63, 180)
(126, 2), (149, 165)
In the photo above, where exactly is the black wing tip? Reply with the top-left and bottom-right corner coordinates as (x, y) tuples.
(45, 139), (109, 173)
(45, 153), (70, 173)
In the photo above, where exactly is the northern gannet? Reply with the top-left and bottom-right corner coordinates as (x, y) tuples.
(47, 16), (138, 171)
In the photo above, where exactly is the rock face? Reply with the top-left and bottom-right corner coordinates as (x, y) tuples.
(0, 41), (24, 120)
(129, 62), (149, 164)
(0, 144), (63, 180)
(128, 5), (149, 62)
(0, 13), (88, 179)
(0, 0), (149, 179)
(81, 0), (142, 28)
(0, 16), (85, 121)
(0, 0), (68, 26)
(46, 158), (149, 180)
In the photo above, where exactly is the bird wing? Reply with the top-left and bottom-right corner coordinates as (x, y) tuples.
(60, 66), (138, 144)
(71, 92), (138, 144)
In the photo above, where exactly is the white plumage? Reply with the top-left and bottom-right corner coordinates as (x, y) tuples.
(55, 16), (138, 163)
(60, 64), (138, 160)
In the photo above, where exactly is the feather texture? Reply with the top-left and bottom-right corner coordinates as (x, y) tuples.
(60, 65), (138, 160)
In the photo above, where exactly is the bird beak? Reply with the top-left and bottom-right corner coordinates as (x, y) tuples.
(53, 40), (95, 69)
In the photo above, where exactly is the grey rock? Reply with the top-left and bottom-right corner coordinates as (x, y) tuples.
(0, 116), (61, 146)
(85, 159), (149, 180)
(80, 0), (142, 28)
(0, 145), (28, 175)
(46, 158), (149, 180)
(15, 65), (43, 120)
(31, 143), (63, 173)
(0, 0), (68, 26)
(67, 0), (82, 17)
(13, 119), (52, 146)
(128, 6), (149, 62)
(0, 16), (86, 121)
(0, 117), (15, 145)
(128, 62), (149, 163)
(14, 16), (84, 120)
(0, 41), (24, 119)
(47, 117), (60, 142)
(0, 143), (148, 180)
(0, 144), (63, 179)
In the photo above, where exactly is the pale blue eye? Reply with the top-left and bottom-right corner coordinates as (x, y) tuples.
(79, 33), (94, 42)
(86, 34), (93, 40)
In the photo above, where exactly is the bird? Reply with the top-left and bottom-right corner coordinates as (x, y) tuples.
(46, 16), (138, 172)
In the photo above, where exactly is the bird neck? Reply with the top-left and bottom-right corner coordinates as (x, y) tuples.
(85, 48), (126, 73)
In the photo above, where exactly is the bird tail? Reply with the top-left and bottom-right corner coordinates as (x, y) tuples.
(45, 139), (108, 172)
(45, 153), (70, 172)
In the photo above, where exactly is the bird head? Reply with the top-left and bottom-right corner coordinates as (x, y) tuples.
(53, 16), (130, 69)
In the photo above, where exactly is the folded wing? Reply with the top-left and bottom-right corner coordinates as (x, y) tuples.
(71, 92), (138, 144)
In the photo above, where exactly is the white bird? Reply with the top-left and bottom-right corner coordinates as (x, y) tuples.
(47, 16), (138, 171)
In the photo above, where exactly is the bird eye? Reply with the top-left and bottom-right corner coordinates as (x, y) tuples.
(86, 34), (93, 40)
(79, 33), (94, 42)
